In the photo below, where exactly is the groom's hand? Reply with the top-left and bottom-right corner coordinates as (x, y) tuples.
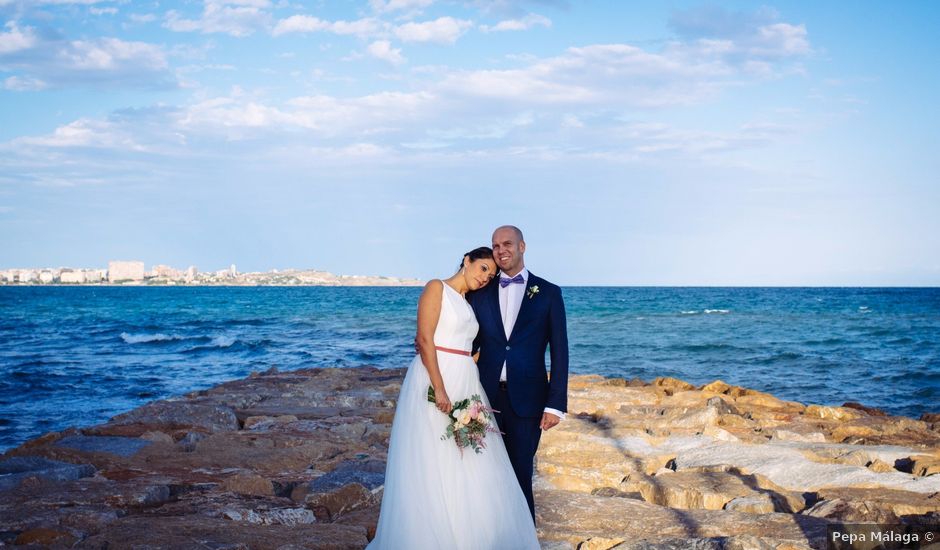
(540, 412), (561, 431)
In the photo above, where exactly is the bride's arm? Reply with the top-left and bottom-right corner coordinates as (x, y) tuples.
(417, 279), (452, 413)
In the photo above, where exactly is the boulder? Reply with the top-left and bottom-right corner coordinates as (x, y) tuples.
(651, 377), (696, 393)
(53, 435), (153, 457)
(218, 473), (275, 496)
(811, 487), (940, 518)
(0, 455), (95, 491)
(910, 454), (940, 477)
(307, 459), (386, 493)
(220, 506), (316, 526)
(804, 405), (863, 422)
(304, 482), (379, 522)
(723, 495), (777, 514)
(104, 400), (239, 433)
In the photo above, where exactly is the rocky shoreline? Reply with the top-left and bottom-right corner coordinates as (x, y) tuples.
(1, 367), (938, 549)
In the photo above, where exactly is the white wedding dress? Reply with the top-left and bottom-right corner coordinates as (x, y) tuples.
(367, 282), (540, 550)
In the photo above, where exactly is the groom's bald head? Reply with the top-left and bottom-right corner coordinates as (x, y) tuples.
(493, 225), (524, 242)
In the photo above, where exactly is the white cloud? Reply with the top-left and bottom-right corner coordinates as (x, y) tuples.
(4, 75), (47, 90)
(754, 23), (810, 56)
(0, 22), (37, 55)
(173, 90), (436, 141)
(60, 38), (167, 71)
(369, 0), (433, 14)
(480, 13), (551, 33)
(24, 0), (110, 3)
(367, 40), (405, 65)
(0, 7), (816, 170)
(13, 118), (144, 150)
(669, 6), (811, 59)
(272, 15), (381, 38)
(394, 16), (472, 44)
(128, 14), (158, 24)
(89, 6), (118, 15)
(165, 0), (272, 37)
(271, 15), (329, 35)
(1, 33), (174, 89)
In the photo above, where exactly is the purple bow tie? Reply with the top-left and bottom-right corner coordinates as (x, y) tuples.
(499, 274), (524, 288)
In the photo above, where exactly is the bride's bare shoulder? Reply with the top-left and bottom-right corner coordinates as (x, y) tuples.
(419, 279), (444, 302)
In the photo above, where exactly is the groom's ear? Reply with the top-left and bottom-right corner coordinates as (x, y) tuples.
(519, 240), (526, 254)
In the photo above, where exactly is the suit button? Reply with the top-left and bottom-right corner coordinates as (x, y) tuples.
(505, 345), (511, 350)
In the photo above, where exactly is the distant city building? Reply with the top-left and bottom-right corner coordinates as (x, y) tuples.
(186, 266), (197, 283)
(60, 270), (85, 284)
(108, 260), (145, 282)
(152, 264), (183, 279)
(230, 264), (237, 277)
(39, 270), (55, 283)
(20, 270), (38, 283)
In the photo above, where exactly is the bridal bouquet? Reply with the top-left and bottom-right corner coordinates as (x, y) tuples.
(427, 386), (500, 455)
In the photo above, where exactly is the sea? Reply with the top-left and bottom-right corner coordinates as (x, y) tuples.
(1, 286), (938, 452)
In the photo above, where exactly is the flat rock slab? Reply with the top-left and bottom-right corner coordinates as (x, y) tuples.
(672, 439), (940, 494)
(76, 514), (369, 550)
(106, 400), (239, 433)
(54, 435), (153, 457)
(535, 489), (830, 549)
(622, 470), (805, 513)
(0, 455), (95, 491)
(235, 406), (346, 422)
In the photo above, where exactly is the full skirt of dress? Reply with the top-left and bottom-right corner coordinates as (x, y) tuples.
(367, 352), (540, 550)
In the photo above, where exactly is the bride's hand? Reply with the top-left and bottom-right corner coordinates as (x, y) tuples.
(434, 387), (452, 414)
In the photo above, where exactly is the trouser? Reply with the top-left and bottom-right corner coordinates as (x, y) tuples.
(494, 380), (542, 522)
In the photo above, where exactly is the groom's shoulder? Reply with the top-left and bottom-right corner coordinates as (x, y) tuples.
(529, 273), (561, 295)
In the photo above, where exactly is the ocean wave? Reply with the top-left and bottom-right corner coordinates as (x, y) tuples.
(181, 336), (244, 354)
(121, 332), (184, 344)
(210, 335), (236, 348)
(704, 309), (730, 314)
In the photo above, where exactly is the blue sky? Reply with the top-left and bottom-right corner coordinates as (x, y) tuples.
(1, 0), (938, 285)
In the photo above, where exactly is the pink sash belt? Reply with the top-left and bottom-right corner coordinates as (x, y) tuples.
(434, 345), (471, 356)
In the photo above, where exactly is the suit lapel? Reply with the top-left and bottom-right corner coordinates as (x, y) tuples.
(484, 279), (506, 343)
(508, 272), (539, 342)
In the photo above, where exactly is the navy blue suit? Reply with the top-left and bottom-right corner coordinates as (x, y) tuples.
(467, 272), (568, 519)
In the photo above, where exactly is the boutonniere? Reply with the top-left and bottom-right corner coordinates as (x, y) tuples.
(526, 285), (539, 299)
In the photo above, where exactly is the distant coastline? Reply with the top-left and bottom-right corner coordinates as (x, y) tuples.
(0, 264), (424, 287)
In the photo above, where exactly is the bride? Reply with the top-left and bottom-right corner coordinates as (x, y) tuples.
(367, 247), (541, 549)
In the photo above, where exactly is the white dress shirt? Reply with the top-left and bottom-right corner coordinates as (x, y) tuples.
(498, 268), (565, 421)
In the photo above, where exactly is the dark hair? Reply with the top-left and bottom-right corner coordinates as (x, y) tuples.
(459, 246), (497, 271)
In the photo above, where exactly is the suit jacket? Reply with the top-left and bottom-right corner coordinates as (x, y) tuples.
(467, 272), (568, 418)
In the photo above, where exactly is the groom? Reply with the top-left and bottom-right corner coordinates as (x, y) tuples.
(468, 225), (569, 521)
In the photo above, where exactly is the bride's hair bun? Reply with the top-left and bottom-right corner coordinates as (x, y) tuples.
(460, 246), (497, 272)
